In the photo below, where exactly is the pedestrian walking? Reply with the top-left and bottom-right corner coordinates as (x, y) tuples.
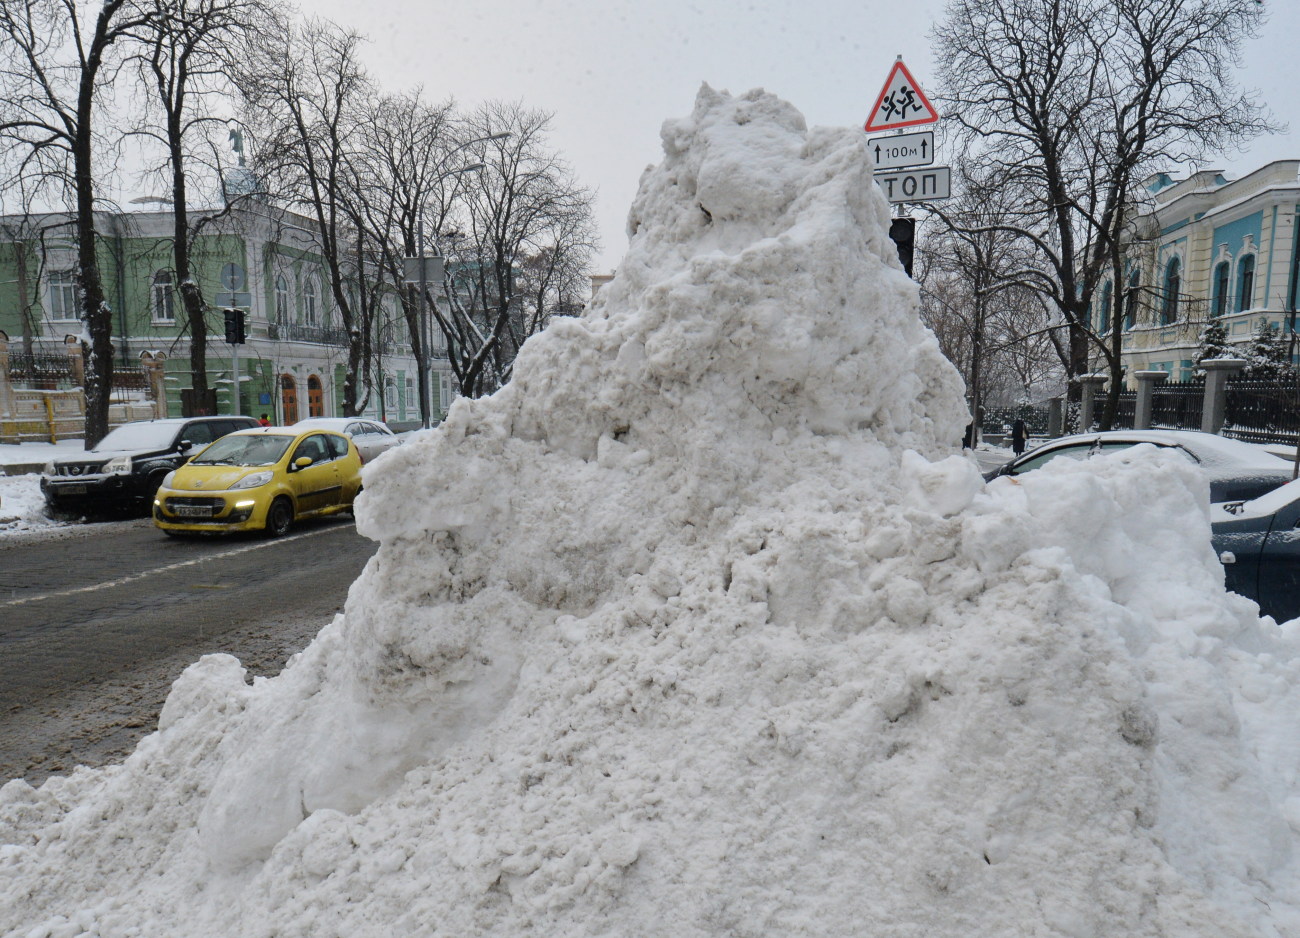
(1011, 418), (1028, 456)
(258, 413), (271, 427)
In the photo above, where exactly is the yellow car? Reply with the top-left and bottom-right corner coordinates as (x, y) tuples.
(153, 426), (363, 537)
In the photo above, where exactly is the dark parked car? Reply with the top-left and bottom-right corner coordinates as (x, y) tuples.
(1213, 480), (1300, 623)
(984, 429), (1294, 504)
(41, 416), (259, 518)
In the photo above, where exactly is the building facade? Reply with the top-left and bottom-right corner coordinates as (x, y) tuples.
(1091, 160), (1300, 382)
(0, 207), (456, 429)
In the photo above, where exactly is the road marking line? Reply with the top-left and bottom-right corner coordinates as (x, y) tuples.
(1, 525), (350, 608)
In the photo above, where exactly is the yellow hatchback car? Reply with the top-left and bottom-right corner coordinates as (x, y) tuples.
(153, 426), (362, 537)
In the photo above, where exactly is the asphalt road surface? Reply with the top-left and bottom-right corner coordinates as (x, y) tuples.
(0, 516), (376, 785)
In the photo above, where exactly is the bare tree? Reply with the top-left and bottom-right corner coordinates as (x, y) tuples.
(346, 90), (468, 426)
(236, 15), (373, 415)
(921, 162), (1066, 421)
(933, 0), (1274, 430)
(0, 0), (156, 446)
(130, 0), (267, 404)
(445, 102), (598, 398)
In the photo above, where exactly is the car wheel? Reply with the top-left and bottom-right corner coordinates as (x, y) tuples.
(265, 497), (294, 538)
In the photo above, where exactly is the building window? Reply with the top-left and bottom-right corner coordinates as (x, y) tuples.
(1161, 256), (1180, 325)
(152, 270), (175, 322)
(406, 375), (416, 414)
(1238, 255), (1256, 313)
(275, 275), (290, 324)
(1213, 262), (1230, 317)
(1098, 281), (1112, 333)
(304, 278), (318, 325)
(47, 269), (78, 321)
(384, 380), (398, 411)
(1124, 269), (1140, 330)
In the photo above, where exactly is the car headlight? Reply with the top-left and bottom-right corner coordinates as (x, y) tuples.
(160, 471), (176, 489)
(103, 455), (132, 474)
(43, 462), (54, 475)
(231, 470), (274, 490)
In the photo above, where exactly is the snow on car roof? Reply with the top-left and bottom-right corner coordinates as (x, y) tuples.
(1040, 429), (1288, 469)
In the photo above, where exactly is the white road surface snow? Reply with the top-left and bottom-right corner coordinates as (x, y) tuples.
(3, 86), (1299, 936)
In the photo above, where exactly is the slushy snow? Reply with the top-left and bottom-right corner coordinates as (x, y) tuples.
(3, 85), (1300, 937)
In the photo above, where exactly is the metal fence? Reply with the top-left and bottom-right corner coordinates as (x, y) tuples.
(982, 405), (1050, 436)
(1223, 376), (1300, 446)
(7, 352), (76, 388)
(1151, 381), (1205, 430)
(1110, 391), (1136, 429)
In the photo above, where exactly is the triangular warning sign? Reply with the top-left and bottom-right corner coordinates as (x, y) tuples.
(864, 59), (939, 133)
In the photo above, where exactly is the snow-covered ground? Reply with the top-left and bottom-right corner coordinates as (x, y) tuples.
(0, 473), (56, 534)
(0, 441), (82, 534)
(2, 86), (1299, 937)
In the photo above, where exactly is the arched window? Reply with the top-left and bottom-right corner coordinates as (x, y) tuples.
(1161, 256), (1180, 325)
(304, 278), (319, 325)
(1237, 255), (1256, 312)
(1098, 281), (1113, 333)
(275, 275), (290, 324)
(1124, 269), (1140, 330)
(151, 270), (175, 322)
(1212, 262), (1230, 317)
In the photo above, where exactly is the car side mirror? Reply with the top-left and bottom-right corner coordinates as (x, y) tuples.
(178, 439), (192, 453)
(294, 456), (313, 469)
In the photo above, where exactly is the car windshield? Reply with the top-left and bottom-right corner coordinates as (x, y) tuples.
(191, 434), (294, 467)
(91, 422), (178, 452)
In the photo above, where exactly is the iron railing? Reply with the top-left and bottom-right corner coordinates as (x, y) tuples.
(1151, 381), (1205, 430)
(1223, 376), (1300, 446)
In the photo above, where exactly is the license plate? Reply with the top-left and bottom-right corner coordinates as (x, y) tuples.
(174, 506), (212, 518)
(62, 484), (87, 494)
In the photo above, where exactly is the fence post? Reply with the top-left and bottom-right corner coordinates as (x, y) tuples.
(1079, 374), (1107, 430)
(140, 350), (168, 418)
(1200, 358), (1247, 434)
(1048, 397), (1063, 437)
(1133, 370), (1168, 430)
(63, 333), (84, 388)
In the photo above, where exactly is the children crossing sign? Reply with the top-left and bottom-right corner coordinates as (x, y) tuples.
(864, 58), (940, 133)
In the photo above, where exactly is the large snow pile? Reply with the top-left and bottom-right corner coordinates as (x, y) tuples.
(4, 86), (1300, 937)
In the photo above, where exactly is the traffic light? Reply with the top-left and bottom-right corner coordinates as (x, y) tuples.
(888, 217), (916, 277)
(223, 307), (246, 345)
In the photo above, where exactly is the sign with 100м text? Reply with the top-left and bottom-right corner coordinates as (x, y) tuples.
(867, 130), (934, 170)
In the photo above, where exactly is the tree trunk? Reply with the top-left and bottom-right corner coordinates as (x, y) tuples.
(171, 135), (208, 397)
(13, 242), (34, 357)
(76, 120), (112, 449)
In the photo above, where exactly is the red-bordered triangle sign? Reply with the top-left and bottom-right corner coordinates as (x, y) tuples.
(864, 59), (939, 132)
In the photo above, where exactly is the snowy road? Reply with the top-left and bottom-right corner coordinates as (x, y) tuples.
(0, 517), (375, 784)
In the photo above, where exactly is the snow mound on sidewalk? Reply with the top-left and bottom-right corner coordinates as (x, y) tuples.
(3, 85), (1300, 937)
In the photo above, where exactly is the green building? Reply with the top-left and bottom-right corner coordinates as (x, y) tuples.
(0, 206), (454, 430)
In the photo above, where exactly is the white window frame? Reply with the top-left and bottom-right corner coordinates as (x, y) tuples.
(152, 270), (176, 322)
(46, 269), (78, 321)
(275, 274), (290, 324)
(304, 277), (319, 325)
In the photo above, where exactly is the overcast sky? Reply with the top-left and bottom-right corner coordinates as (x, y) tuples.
(299, 0), (1300, 273)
